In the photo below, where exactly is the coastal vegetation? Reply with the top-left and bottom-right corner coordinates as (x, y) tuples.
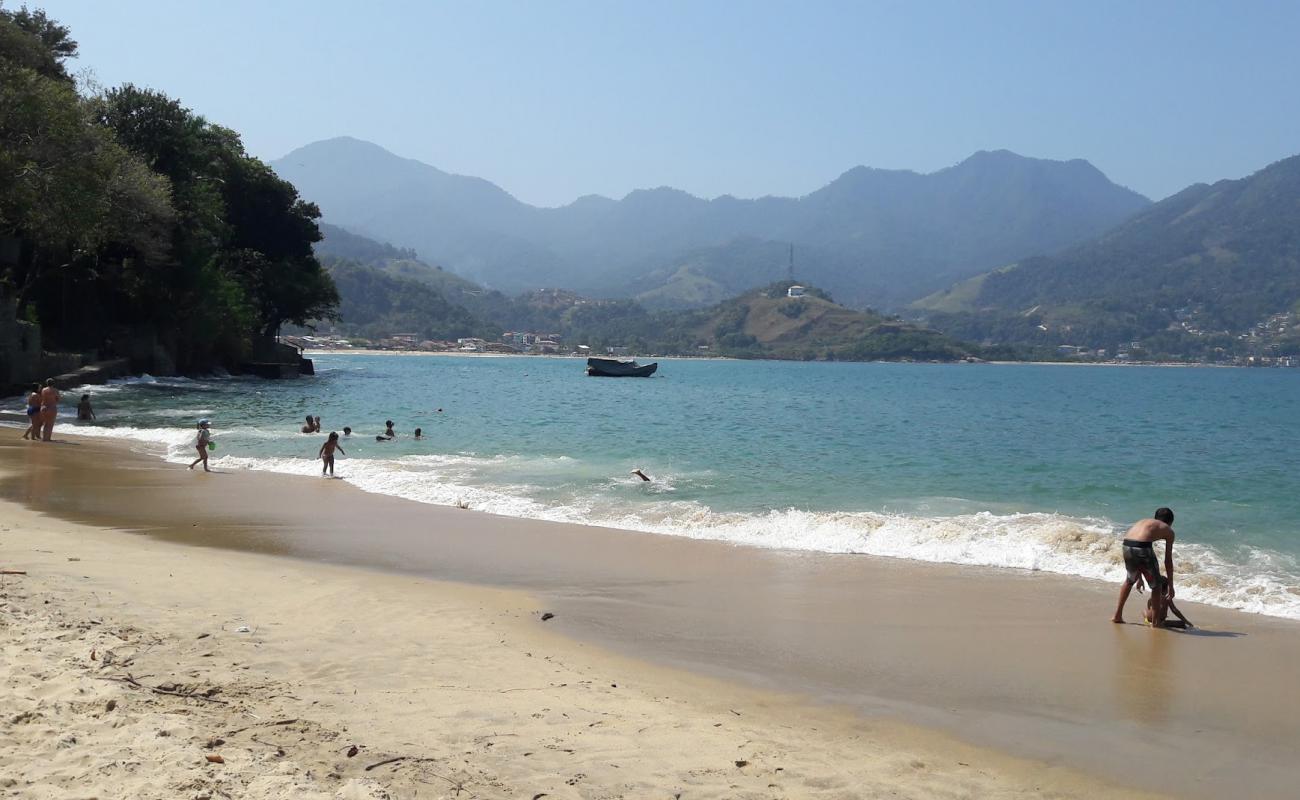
(0, 5), (337, 379)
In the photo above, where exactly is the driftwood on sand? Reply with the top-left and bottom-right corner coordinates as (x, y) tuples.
(98, 673), (230, 704)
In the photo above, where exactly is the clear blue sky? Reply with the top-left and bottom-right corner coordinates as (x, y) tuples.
(44, 0), (1300, 207)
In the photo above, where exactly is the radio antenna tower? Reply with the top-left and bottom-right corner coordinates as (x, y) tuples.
(788, 243), (794, 282)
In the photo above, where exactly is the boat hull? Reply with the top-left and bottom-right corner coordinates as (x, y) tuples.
(586, 357), (658, 377)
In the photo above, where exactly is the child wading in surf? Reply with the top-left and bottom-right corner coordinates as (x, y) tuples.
(319, 431), (345, 476)
(21, 383), (40, 440)
(188, 419), (212, 472)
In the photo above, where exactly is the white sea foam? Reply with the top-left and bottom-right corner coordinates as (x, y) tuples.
(47, 425), (1300, 621)
(61, 423), (197, 457)
(627, 507), (1300, 620)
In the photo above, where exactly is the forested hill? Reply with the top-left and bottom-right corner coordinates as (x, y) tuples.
(273, 137), (1150, 310)
(0, 7), (337, 376)
(666, 283), (973, 361)
(313, 227), (972, 361)
(915, 154), (1300, 356)
(318, 223), (417, 263)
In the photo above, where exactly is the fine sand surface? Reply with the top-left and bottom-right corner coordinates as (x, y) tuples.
(3, 434), (1299, 798)
(0, 496), (1138, 798)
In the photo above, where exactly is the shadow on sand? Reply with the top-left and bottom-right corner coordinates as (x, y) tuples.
(1173, 627), (1246, 639)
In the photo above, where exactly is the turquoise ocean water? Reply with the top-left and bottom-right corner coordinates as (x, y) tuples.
(31, 355), (1300, 619)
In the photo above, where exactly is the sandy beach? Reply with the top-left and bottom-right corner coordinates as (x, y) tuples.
(3, 434), (1298, 798)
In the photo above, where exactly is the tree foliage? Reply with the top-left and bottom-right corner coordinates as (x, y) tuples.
(0, 6), (337, 371)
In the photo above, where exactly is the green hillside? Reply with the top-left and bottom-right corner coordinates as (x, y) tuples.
(310, 226), (974, 361)
(323, 261), (490, 341)
(688, 284), (971, 360)
(915, 154), (1300, 357)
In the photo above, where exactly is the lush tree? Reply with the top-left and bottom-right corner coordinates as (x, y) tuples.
(1, 7), (337, 373)
(0, 3), (76, 82)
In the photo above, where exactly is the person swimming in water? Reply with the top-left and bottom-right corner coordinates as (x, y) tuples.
(631, 469), (651, 482)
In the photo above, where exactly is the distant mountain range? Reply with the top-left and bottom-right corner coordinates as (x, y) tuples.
(914, 154), (1300, 356)
(273, 137), (1149, 310)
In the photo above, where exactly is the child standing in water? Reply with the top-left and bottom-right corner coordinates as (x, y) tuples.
(77, 393), (96, 421)
(188, 419), (212, 472)
(318, 431), (345, 476)
(21, 383), (40, 440)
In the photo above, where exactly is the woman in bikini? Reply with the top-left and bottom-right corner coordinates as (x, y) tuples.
(38, 379), (59, 441)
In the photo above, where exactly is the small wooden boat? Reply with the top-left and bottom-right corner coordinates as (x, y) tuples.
(586, 357), (658, 377)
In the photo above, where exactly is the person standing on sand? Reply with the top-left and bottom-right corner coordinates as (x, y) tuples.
(39, 379), (59, 441)
(1113, 508), (1176, 625)
(318, 431), (345, 476)
(21, 383), (40, 440)
(188, 419), (213, 472)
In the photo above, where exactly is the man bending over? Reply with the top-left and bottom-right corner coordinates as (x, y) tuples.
(1112, 507), (1176, 624)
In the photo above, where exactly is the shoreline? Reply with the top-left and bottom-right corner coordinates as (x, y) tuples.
(306, 348), (1258, 368)
(3, 434), (1299, 797)
(6, 418), (1293, 623)
(0, 468), (1151, 799)
(8, 499), (1108, 798)
(304, 348), (739, 362)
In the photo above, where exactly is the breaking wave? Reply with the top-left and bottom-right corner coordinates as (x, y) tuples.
(32, 423), (1300, 621)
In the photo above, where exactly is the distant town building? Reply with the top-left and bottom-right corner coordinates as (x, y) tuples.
(787, 285), (806, 298)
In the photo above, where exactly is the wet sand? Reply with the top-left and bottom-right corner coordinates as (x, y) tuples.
(9, 495), (1135, 798)
(3, 433), (1298, 797)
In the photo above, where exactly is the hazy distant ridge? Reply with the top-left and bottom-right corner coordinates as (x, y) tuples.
(272, 138), (1149, 309)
